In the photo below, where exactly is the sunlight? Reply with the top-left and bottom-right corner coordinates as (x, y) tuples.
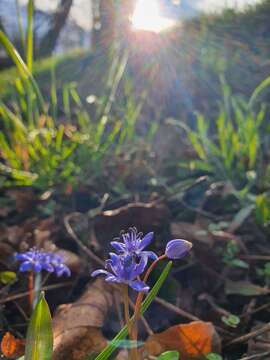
(131, 0), (175, 33)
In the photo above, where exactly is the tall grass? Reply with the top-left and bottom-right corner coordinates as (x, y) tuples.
(174, 81), (267, 191)
(0, 1), (143, 193)
(171, 77), (270, 226)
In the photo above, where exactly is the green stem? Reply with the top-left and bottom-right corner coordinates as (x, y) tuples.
(33, 272), (42, 308)
(28, 270), (34, 309)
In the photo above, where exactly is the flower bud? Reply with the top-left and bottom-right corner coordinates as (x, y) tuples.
(165, 239), (192, 259)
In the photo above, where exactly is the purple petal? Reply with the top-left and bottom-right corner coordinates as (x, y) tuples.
(108, 253), (121, 275)
(141, 250), (158, 260)
(139, 232), (154, 250)
(111, 241), (126, 253)
(165, 239), (192, 260)
(121, 255), (136, 280)
(91, 269), (110, 277)
(33, 262), (42, 273)
(55, 264), (71, 277)
(19, 261), (32, 272)
(109, 253), (119, 266)
(129, 280), (149, 293)
(15, 253), (30, 261)
(42, 263), (55, 273)
(134, 256), (148, 277)
(105, 275), (119, 283)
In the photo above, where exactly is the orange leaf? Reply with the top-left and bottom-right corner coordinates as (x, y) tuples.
(1, 332), (25, 359)
(144, 321), (221, 360)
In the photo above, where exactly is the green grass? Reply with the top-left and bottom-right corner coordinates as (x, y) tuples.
(0, 49), (89, 98)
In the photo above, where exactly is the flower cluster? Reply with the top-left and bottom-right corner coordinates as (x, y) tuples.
(15, 249), (71, 277)
(111, 227), (157, 261)
(92, 227), (192, 292)
(93, 253), (149, 292)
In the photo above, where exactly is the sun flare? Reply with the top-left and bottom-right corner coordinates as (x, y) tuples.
(131, 0), (174, 33)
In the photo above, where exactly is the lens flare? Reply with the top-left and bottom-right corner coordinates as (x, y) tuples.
(131, 0), (174, 33)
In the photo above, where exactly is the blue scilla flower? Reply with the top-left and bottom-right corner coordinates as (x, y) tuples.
(110, 227), (157, 261)
(47, 253), (71, 277)
(15, 249), (71, 276)
(15, 249), (54, 273)
(92, 253), (149, 292)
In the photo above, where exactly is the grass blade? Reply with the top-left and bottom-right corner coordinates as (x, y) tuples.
(15, 0), (26, 56)
(0, 30), (45, 112)
(249, 75), (270, 107)
(24, 292), (53, 360)
(26, 0), (34, 73)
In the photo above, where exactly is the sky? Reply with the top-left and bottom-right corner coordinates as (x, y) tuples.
(18, 0), (260, 30)
(19, 0), (92, 30)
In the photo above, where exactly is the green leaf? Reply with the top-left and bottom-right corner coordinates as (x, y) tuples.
(24, 292), (53, 360)
(249, 75), (270, 107)
(0, 30), (45, 112)
(0, 271), (17, 284)
(221, 314), (240, 328)
(91, 261), (172, 360)
(229, 259), (249, 269)
(26, 0), (34, 73)
(206, 353), (223, 360)
(157, 351), (180, 360)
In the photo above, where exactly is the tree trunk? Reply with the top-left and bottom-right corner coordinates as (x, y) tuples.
(92, 0), (115, 52)
(38, 0), (73, 58)
(92, 0), (135, 53)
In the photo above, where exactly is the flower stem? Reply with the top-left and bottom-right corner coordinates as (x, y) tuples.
(132, 255), (166, 341)
(33, 272), (42, 308)
(28, 270), (34, 309)
(122, 284), (138, 360)
(122, 284), (130, 326)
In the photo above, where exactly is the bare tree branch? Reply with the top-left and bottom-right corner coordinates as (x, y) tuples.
(38, 0), (73, 57)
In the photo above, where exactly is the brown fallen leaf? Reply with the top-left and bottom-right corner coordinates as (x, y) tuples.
(0, 332), (25, 359)
(52, 277), (115, 360)
(143, 321), (221, 360)
(6, 188), (37, 213)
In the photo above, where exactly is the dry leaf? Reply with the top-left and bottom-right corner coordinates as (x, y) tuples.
(144, 321), (221, 360)
(6, 189), (37, 212)
(0, 332), (25, 359)
(52, 277), (114, 360)
(94, 202), (170, 254)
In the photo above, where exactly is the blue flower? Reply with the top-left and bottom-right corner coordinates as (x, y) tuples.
(165, 239), (192, 260)
(15, 249), (53, 273)
(47, 253), (71, 277)
(15, 249), (71, 277)
(92, 253), (149, 292)
(111, 227), (157, 261)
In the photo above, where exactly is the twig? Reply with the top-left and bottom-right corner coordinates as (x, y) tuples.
(0, 282), (72, 304)
(240, 351), (270, 360)
(240, 255), (270, 261)
(199, 293), (231, 317)
(154, 296), (200, 322)
(225, 323), (270, 347)
(64, 212), (104, 266)
(13, 300), (29, 321)
(240, 301), (270, 319)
